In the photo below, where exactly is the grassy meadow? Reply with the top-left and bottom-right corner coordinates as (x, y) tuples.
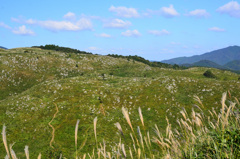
(0, 47), (239, 158)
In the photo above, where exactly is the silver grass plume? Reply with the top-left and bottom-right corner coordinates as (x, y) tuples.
(24, 145), (29, 159)
(2, 125), (10, 159)
(75, 119), (80, 159)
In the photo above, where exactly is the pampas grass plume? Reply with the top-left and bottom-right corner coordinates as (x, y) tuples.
(10, 144), (17, 159)
(114, 122), (123, 135)
(94, 117), (98, 146)
(75, 119), (80, 159)
(37, 153), (41, 159)
(138, 107), (144, 127)
(2, 125), (10, 159)
(24, 145), (29, 159)
(122, 107), (133, 132)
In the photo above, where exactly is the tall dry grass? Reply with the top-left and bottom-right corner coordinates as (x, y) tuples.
(1, 92), (239, 158)
(75, 119), (80, 159)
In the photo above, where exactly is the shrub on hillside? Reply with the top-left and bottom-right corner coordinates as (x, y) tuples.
(203, 70), (217, 78)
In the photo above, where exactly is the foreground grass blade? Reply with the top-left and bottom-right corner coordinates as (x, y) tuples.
(2, 125), (10, 159)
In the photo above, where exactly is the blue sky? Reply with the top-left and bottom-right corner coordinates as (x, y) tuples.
(1, 0), (240, 61)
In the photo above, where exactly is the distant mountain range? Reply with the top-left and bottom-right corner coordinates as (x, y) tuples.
(0, 46), (7, 49)
(162, 46), (240, 70)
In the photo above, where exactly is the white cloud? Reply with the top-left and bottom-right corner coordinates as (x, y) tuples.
(104, 19), (131, 29)
(39, 21), (80, 31)
(12, 25), (35, 35)
(170, 42), (180, 45)
(25, 19), (36, 24)
(12, 14), (93, 32)
(109, 6), (140, 18)
(0, 22), (11, 29)
(217, 1), (240, 18)
(187, 9), (210, 18)
(121, 30), (141, 37)
(193, 45), (200, 49)
(148, 30), (170, 36)
(63, 12), (76, 20)
(160, 5), (179, 18)
(25, 18), (92, 31)
(208, 27), (225, 32)
(11, 17), (22, 23)
(96, 33), (112, 38)
(88, 47), (100, 51)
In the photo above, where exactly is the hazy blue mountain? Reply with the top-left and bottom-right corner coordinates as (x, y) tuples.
(162, 46), (240, 65)
(0, 46), (7, 49)
(224, 60), (240, 71)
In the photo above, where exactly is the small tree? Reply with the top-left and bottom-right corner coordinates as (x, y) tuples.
(203, 70), (216, 78)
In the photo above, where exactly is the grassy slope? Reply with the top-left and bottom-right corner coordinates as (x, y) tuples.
(0, 48), (240, 158)
(224, 60), (240, 70)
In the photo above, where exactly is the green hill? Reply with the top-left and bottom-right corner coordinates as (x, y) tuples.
(162, 45), (240, 65)
(0, 47), (240, 158)
(224, 60), (240, 70)
(184, 60), (229, 70)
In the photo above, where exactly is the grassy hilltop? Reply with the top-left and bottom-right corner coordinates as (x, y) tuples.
(0, 47), (239, 158)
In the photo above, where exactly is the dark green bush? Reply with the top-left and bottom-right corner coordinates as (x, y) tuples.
(203, 70), (216, 78)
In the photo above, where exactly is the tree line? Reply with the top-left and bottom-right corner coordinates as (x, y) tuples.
(107, 54), (185, 69)
(33, 45), (92, 55)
